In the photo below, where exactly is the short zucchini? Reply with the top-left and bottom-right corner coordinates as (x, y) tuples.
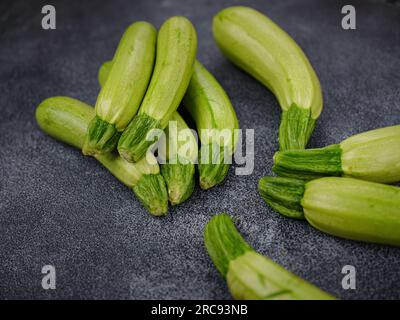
(213, 6), (322, 150)
(118, 16), (197, 163)
(273, 125), (400, 183)
(99, 62), (198, 205)
(183, 61), (239, 189)
(36, 96), (168, 216)
(258, 176), (400, 246)
(159, 112), (198, 205)
(82, 21), (156, 156)
(204, 213), (335, 300)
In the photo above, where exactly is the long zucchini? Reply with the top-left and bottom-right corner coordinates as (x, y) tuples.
(36, 96), (168, 216)
(118, 16), (197, 163)
(213, 6), (322, 150)
(183, 61), (239, 189)
(258, 176), (400, 246)
(273, 125), (400, 183)
(204, 213), (335, 300)
(99, 62), (198, 205)
(82, 21), (156, 156)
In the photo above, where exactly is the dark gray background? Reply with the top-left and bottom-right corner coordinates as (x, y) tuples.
(0, 0), (399, 300)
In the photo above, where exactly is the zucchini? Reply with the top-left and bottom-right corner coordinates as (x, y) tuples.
(99, 62), (198, 205)
(159, 112), (197, 205)
(82, 21), (156, 156)
(118, 16), (197, 163)
(273, 125), (400, 183)
(204, 213), (335, 300)
(213, 6), (322, 150)
(258, 176), (400, 246)
(183, 61), (239, 189)
(36, 96), (168, 216)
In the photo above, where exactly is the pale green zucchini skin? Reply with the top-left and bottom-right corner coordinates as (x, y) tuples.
(118, 16), (197, 163)
(183, 61), (239, 190)
(273, 125), (400, 183)
(82, 21), (157, 156)
(258, 176), (400, 246)
(204, 214), (335, 300)
(36, 96), (168, 216)
(99, 62), (198, 205)
(213, 6), (322, 150)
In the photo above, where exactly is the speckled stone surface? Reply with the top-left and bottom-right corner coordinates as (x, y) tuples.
(0, 0), (399, 299)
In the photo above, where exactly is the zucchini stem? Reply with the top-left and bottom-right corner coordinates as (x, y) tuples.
(204, 213), (252, 278)
(82, 116), (120, 155)
(118, 114), (161, 163)
(278, 104), (316, 151)
(273, 144), (343, 180)
(258, 177), (305, 219)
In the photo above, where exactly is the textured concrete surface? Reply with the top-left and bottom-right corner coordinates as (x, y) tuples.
(0, 0), (399, 299)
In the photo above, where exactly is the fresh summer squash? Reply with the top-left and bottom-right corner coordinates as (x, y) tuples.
(204, 214), (335, 300)
(118, 16), (197, 163)
(213, 6), (322, 150)
(159, 112), (198, 205)
(36, 96), (168, 216)
(82, 22), (156, 156)
(99, 62), (198, 205)
(258, 176), (400, 246)
(273, 125), (400, 183)
(183, 61), (239, 190)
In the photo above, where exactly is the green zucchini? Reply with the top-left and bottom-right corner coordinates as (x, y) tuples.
(213, 6), (322, 150)
(159, 112), (197, 205)
(36, 96), (168, 216)
(183, 61), (239, 190)
(82, 21), (156, 156)
(99, 62), (198, 205)
(118, 16), (197, 163)
(273, 125), (400, 183)
(204, 213), (335, 300)
(258, 176), (400, 246)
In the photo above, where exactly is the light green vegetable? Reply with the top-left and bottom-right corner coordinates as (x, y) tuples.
(99, 62), (198, 205)
(273, 125), (400, 183)
(36, 96), (168, 216)
(82, 21), (156, 156)
(118, 16), (197, 163)
(213, 6), (322, 150)
(258, 176), (400, 246)
(204, 213), (335, 300)
(183, 61), (239, 189)
(159, 112), (198, 205)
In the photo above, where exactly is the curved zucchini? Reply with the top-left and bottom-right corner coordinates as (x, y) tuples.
(273, 125), (400, 183)
(183, 61), (239, 190)
(36, 96), (168, 216)
(258, 176), (400, 246)
(204, 213), (335, 300)
(118, 16), (197, 163)
(82, 21), (156, 156)
(213, 6), (322, 150)
(99, 62), (198, 205)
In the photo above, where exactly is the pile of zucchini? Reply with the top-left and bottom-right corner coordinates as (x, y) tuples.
(36, 16), (240, 215)
(210, 6), (400, 247)
(35, 5), (400, 300)
(206, 6), (399, 300)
